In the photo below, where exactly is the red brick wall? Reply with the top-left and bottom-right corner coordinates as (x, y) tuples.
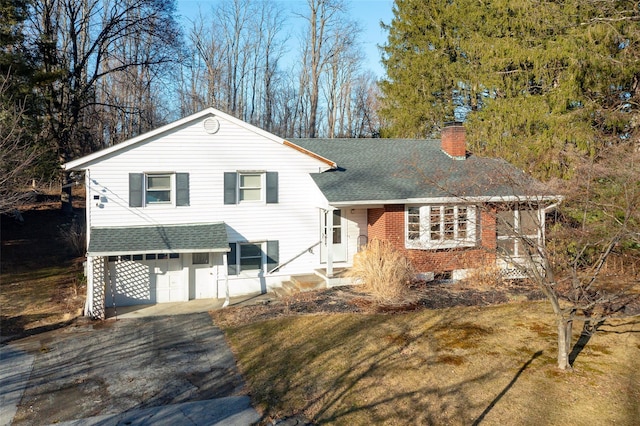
(367, 204), (496, 274)
(441, 124), (466, 158)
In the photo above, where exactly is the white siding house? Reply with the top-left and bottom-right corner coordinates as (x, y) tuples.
(67, 108), (338, 318)
(66, 109), (557, 319)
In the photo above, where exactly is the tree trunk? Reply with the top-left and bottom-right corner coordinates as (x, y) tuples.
(556, 316), (573, 370)
(61, 171), (73, 215)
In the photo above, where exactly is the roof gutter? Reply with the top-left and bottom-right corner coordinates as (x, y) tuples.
(328, 194), (563, 207)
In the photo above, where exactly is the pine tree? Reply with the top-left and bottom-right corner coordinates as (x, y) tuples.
(380, 0), (640, 179)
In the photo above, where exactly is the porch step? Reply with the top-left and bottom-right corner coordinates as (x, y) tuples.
(291, 274), (326, 291)
(274, 274), (327, 297)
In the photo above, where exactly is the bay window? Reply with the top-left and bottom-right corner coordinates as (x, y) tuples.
(406, 205), (476, 249)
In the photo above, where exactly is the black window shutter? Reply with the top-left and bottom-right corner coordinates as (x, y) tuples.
(129, 173), (143, 207)
(176, 173), (189, 206)
(266, 240), (279, 272)
(266, 172), (278, 204)
(224, 172), (237, 205)
(227, 243), (237, 275)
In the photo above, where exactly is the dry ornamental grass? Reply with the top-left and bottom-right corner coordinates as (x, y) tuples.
(346, 239), (414, 303)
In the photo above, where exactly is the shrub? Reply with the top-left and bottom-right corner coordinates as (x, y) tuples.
(58, 216), (86, 257)
(346, 239), (414, 302)
(456, 264), (505, 291)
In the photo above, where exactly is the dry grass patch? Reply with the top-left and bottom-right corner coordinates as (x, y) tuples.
(1, 205), (85, 340)
(217, 301), (640, 425)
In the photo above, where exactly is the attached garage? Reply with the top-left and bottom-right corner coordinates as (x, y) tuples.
(86, 223), (229, 316)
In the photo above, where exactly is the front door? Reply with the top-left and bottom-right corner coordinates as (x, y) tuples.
(321, 209), (347, 263)
(193, 253), (215, 299)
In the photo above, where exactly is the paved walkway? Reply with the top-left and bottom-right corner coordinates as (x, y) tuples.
(0, 307), (266, 426)
(104, 292), (277, 319)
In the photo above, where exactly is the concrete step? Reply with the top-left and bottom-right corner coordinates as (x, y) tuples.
(290, 274), (326, 291)
(273, 280), (300, 298)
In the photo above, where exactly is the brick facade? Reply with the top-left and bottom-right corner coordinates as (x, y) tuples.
(367, 204), (497, 274)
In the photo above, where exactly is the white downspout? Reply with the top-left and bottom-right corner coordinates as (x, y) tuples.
(222, 252), (230, 308)
(84, 170), (92, 317)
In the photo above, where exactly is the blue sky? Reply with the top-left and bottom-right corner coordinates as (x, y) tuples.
(176, 0), (395, 77)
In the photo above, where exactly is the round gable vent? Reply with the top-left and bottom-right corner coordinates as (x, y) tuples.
(203, 117), (220, 134)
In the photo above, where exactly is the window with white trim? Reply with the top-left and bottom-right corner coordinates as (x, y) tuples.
(227, 241), (279, 275)
(224, 171), (278, 204)
(496, 208), (541, 257)
(129, 172), (189, 207)
(146, 174), (172, 204)
(239, 173), (262, 202)
(406, 205), (477, 249)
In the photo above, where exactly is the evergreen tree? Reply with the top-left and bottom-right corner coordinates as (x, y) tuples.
(380, 0), (640, 179)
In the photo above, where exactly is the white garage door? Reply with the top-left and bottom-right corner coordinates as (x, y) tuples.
(155, 256), (186, 303)
(106, 254), (186, 306)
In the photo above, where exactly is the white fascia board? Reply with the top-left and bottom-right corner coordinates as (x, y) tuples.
(328, 195), (562, 207)
(65, 107), (327, 170)
(87, 248), (230, 257)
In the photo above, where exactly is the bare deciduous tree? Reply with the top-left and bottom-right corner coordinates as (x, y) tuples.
(0, 72), (38, 214)
(27, 0), (181, 212)
(297, 0), (360, 138)
(409, 140), (639, 370)
(484, 145), (639, 370)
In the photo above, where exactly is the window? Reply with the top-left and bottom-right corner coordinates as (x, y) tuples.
(239, 174), (262, 201)
(108, 254), (163, 262)
(227, 241), (279, 275)
(129, 173), (189, 207)
(324, 210), (342, 244)
(406, 205), (476, 249)
(240, 243), (262, 271)
(224, 172), (278, 204)
(146, 174), (171, 203)
(496, 208), (541, 258)
(192, 253), (209, 265)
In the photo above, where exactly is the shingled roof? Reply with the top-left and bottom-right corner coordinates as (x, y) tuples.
(291, 138), (550, 204)
(87, 223), (229, 256)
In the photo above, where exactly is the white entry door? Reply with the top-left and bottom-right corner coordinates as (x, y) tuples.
(155, 256), (185, 303)
(193, 253), (215, 299)
(321, 209), (347, 263)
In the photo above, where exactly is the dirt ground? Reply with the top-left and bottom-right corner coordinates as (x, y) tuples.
(212, 279), (640, 328)
(1, 192), (86, 341)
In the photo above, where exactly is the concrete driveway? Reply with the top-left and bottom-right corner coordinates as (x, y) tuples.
(0, 313), (260, 425)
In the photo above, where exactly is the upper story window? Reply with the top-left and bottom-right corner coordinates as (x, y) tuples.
(406, 205), (476, 249)
(224, 171), (278, 205)
(239, 173), (262, 201)
(146, 174), (172, 204)
(129, 172), (189, 207)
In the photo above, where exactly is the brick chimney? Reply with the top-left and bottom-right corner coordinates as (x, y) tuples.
(441, 122), (466, 160)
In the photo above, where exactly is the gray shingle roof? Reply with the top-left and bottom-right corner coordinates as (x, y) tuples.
(88, 223), (229, 255)
(291, 138), (549, 203)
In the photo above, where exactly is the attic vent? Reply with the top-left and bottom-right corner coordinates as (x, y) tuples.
(203, 117), (220, 134)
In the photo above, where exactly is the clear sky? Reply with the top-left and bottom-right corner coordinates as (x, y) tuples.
(176, 0), (395, 78)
